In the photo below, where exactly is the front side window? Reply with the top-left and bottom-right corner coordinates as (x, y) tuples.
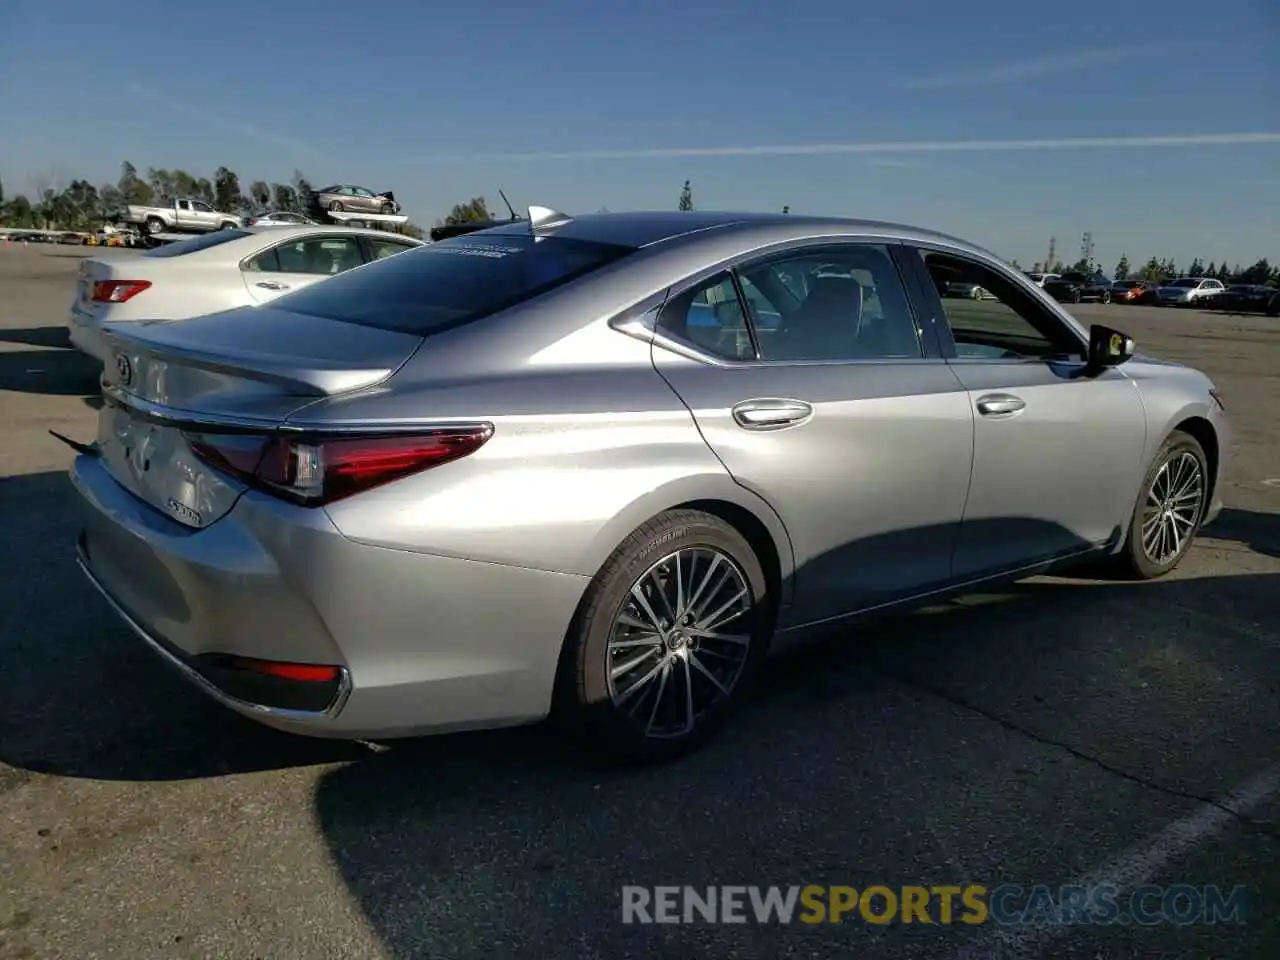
(919, 251), (1083, 361)
(740, 245), (922, 361)
(271, 232), (636, 335)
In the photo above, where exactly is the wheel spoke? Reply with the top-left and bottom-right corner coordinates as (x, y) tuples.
(689, 652), (730, 696)
(687, 628), (750, 646)
(611, 647), (661, 681)
(608, 634), (663, 651)
(697, 587), (749, 633)
(686, 556), (727, 620)
(629, 583), (667, 633)
(680, 656), (695, 735)
(643, 661), (672, 734)
(648, 565), (679, 627)
(614, 654), (670, 704)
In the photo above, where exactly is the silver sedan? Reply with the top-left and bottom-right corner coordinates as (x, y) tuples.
(68, 209), (1230, 761)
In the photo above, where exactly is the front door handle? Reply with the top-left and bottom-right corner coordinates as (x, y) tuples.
(975, 393), (1026, 417)
(732, 398), (814, 430)
(255, 280), (291, 291)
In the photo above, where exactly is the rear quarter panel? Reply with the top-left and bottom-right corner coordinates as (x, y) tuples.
(313, 360), (796, 592)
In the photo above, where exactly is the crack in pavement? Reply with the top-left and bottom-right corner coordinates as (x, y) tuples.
(874, 665), (1280, 841)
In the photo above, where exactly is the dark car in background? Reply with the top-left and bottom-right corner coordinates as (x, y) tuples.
(1207, 284), (1279, 315)
(1111, 279), (1160, 304)
(1044, 271), (1114, 304)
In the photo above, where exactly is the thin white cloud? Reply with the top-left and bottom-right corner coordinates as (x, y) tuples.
(126, 83), (333, 165)
(894, 43), (1181, 89)
(423, 133), (1280, 163)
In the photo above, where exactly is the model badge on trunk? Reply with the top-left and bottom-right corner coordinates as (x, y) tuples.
(167, 499), (201, 525)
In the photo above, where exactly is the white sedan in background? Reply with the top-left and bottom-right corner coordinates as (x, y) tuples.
(67, 225), (424, 362)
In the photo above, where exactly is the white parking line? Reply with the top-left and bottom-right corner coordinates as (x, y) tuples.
(950, 761), (1280, 960)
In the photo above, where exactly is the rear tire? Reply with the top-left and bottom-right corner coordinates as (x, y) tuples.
(380, 203), (396, 215)
(328, 200), (344, 213)
(1100, 290), (1112, 304)
(1115, 430), (1208, 580)
(219, 221), (237, 230)
(555, 509), (773, 763)
(144, 216), (164, 236)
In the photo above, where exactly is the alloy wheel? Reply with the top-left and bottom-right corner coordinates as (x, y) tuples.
(1140, 451), (1204, 566)
(606, 547), (754, 739)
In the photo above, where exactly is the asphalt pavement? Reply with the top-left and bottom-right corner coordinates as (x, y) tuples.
(1, 243), (1277, 959)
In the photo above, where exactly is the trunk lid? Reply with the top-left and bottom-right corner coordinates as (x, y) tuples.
(95, 306), (424, 529)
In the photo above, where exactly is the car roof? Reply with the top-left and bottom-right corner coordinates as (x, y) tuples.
(476, 210), (1004, 260)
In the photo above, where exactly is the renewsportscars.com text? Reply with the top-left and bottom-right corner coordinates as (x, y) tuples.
(620, 884), (1248, 926)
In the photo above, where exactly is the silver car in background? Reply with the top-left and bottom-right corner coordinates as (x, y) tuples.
(1158, 276), (1226, 306)
(69, 209), (1229, 761)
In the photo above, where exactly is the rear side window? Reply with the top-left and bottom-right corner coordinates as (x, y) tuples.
(144, 230), (251, 258)
(272, 233), (636, 335)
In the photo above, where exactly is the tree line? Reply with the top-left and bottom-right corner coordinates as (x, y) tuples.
(0, 162), (425, 238)
(1020, 252), (1278, 288)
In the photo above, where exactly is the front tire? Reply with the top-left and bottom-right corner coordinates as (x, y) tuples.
(1117, 430), (1208, 579)
(1100, 290), (1112, 304)
(556, 509), (772, 762)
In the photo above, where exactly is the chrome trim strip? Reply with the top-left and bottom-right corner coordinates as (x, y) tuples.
(101, 384), (494, 437)
(76, 543), (352, 721)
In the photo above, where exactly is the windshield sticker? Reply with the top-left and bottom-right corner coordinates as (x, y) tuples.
(429, 243), (524, 259)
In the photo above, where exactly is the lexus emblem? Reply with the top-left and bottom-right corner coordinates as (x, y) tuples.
(115, 354), (132, 385)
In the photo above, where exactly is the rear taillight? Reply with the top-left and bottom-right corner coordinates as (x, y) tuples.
(185, 427), (492, 505)
(91, 280), (152, 303)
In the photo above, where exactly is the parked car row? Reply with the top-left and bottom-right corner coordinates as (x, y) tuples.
(1025, 270), (1274, 312)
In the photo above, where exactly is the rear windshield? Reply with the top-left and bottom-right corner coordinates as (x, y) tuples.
(144, 230), (251, 258)
(272, 232), (636, 335)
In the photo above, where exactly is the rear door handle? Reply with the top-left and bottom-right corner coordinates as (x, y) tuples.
(255, 280), (290, 291)
(732, 398), (814, 430)
(975, 393), (1026, 417)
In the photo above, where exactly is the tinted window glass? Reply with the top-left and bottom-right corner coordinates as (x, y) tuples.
(143, 230), (252, 258)
(658, 273), (754, 361)
(369, 238), (417, 260)
(740, 245), (922, 361)
(921, 251), (1083, 361)
(247, 236), (363, 275)
(271, 233), (635, 334)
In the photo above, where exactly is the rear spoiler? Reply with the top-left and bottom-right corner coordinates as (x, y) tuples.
(429, 219), (511, 242)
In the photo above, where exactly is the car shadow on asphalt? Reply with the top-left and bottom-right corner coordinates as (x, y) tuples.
(0, 346), (101, 399)
(305, 565), (1280, 959)
(1205, 507), (1280, 560)
(0, 326), (73, 350)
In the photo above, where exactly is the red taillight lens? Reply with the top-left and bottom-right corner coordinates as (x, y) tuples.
(226, 656), (340, 682)
(91, 280), (152, 303)
(186, 426), (492, 506)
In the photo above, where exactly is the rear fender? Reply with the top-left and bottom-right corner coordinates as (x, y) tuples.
(579, 472), (797, 610)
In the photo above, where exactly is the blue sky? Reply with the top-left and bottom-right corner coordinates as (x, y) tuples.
(1, 0), (1277, 269)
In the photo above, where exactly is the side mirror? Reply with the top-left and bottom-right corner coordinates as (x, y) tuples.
(1087, 324), (1135, 370)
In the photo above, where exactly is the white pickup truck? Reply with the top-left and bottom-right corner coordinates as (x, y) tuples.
(116, 198), (243, 236)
